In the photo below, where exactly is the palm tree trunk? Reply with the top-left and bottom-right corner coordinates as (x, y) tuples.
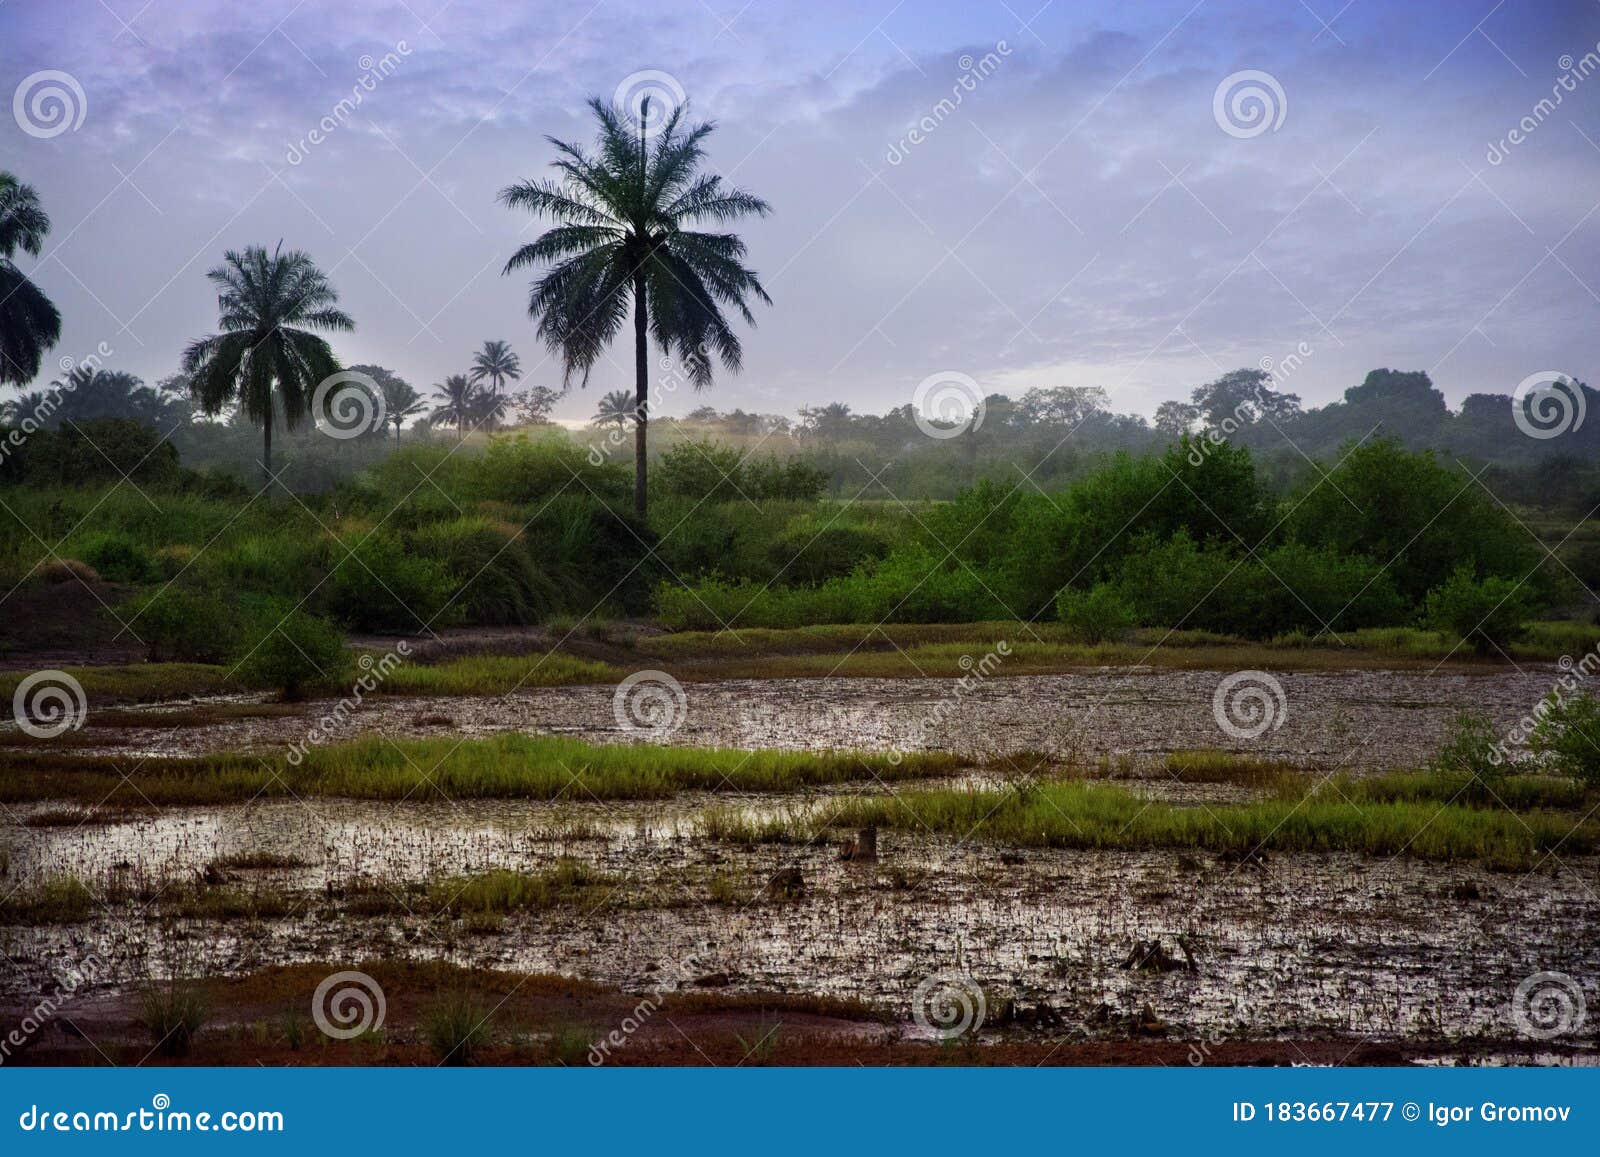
(262, 412), (272, 486)
(633, 274), (648, 519)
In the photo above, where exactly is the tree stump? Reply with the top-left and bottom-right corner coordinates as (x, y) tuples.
(840, 825), (878, 862)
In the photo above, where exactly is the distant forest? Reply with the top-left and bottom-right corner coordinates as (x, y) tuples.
(3, 364), (1596, 510)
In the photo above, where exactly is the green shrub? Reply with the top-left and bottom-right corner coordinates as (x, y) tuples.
(132, 586), (239, 663)
(1528, 692), (1600, 784)
(410, 517), (560, 625)
(325, 531), (458, 632)
(141, 981), (209, 1057)
(1429, 710), (1507, 783)
(767, 523), (889, 584)
(424, 993), (492, 1065)
(1055, 583), (1134, 642)
(1424, 566), (1536, 655)
(235, 606), (349, 699)
(78, 532), (160, 583)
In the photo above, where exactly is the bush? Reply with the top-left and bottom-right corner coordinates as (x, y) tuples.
(410, 517), (561, 625)
(424, 993), (492, 1065)
(325, 531), (459, 632)
(1055, 583), (1135, 642)
(1429, 711), (1507, 783)
(141, 981), (209, 1057)
(766, 523), (889, 584)
(1528, 693), (1600, 784)
(235, 605), (349, 699)
(78, 532), (160, 583)
(1423, 566), (1536, 656)
(133, 586), (239, 663)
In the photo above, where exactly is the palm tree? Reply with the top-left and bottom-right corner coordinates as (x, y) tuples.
(469, 339), (522, 397)
(348, 366), (426, 446)
(499, 97), (772, 517)
(431, 373), (476, 437)
(0, 172), (62, 387)
(593, 388), (635, 430)
(471, 387), (510, 430)
(182, 243), (353, 482)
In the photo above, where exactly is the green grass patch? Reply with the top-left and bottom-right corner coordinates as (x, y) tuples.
(813, 780), (1594, 868)
(0, 733), (963, 807)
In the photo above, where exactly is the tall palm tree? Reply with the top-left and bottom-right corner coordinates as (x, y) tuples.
(431, 373), (476, 438)
(469, 339), (522, 397)
(182, 243), (353, 482)
(0, 172), (62, 387)
(593, 388), (635, 430)
(499, 97), (772, 517)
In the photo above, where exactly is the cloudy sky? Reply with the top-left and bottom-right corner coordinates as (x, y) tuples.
(3, 0), (1597, 421)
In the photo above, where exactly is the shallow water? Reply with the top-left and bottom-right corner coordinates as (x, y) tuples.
(47, 667), (1564, 770)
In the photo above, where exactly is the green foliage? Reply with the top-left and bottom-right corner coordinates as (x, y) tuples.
(1528, 693), (1600, 785)
(424, 994), (491, 1065)
(766, 522), (889, 584)
(234, 604), (349, 699)
(1429, 711), (1507, 783)
(325, 531), (458, 632)
(132, 586), (239, 663)
(78, 532), (160, 583)
(1424, 566), (1535, 656)
(141, 981), (210, 1057)
(656, 439), (828, 503)
(1055, 583), (1135, 642)
(410, 517), (561, 625)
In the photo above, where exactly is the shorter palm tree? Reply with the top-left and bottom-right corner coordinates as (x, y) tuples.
(593, 389), (636, 430)
(384, 381), (426, 445)
(469, 339), (522, 397)
(431, 374), (477, 437)
(183, 243), (353, 481)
